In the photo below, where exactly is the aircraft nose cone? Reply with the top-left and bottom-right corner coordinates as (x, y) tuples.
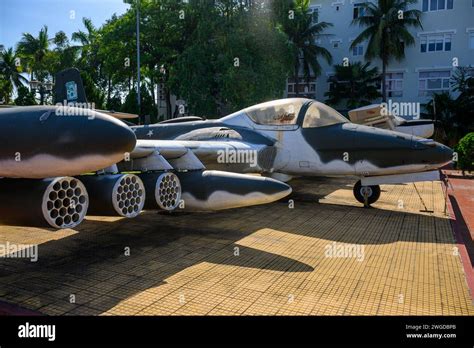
(90, 111), (137, 156)
(419, 141), (453, 169)
(437, 143), (453, 166)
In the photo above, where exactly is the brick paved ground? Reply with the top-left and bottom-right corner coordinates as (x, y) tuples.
(0, 177), (472, 315)
(444, 171), (474, 241)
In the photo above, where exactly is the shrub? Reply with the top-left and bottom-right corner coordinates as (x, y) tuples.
(454, 132), (474, 172)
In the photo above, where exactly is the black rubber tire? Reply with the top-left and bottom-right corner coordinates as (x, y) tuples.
(353, 180), (381, 206)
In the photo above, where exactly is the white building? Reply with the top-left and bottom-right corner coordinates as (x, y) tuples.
(286, 0), (474, 109)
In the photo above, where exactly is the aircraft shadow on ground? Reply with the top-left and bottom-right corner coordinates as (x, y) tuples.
(0, 210), (314, 315)
(0, 178), (455, 315)
(287, 176), (395, 202)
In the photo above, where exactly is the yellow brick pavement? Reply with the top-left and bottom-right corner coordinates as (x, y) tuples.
(0, 177), (472, 315)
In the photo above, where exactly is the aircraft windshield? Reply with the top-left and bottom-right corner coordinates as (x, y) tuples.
(244, 99), (305, 125)
(302, 102), (348, 128)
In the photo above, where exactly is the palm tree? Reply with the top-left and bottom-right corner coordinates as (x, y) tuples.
(325, 62), (381, 109)
(350, 0), (422, 101)
(0, 48), (28, 104)
(16, 25), (51, 81)
(72, 17), (105, 107)
(72, 18), (97, 46)
(422, 67), (474, 145)
(72, 18), (100, 71)
(280, 0), (332, 97)
(16, 26), (52, 103)
(50, 31), (79, 73)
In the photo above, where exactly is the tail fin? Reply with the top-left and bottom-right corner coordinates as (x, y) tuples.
(54, 68), (88, 104)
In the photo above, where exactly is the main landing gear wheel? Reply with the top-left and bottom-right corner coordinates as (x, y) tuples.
(353, 180), (380, 207)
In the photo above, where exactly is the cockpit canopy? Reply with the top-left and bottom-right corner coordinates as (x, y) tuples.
(243, 98), (348, 128)
(244, 98), (304, 125)
(302, 101), (348, 128)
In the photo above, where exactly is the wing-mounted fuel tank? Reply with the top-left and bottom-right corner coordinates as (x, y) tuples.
(0, 177), (89, 229)
(175, 170), (292, 211)
(78, 174), (145, 218)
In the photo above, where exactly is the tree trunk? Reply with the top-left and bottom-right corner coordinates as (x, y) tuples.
(381, 59), (387, 102)
(381, 33), (388, 102)
(107, 77), (111, 108)
(4, 83), (11, 104)
(150, 74), (156, 109)
(294, 61), (300, 97)
(40, 86), (45, 105)
(165, 87), (172, 119)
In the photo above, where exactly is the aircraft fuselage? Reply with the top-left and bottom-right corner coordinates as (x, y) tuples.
(132, 99), (452, 180)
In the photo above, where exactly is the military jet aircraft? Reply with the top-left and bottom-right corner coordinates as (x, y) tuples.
(348, 104), (435, 139)
(133, 98), (453, 206)
(0, 69), (291, 229)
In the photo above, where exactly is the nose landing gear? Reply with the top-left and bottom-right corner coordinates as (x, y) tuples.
(353, 180), (381, 207)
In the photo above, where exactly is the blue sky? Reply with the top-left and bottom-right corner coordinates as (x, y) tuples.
(0, 0), (130, 50)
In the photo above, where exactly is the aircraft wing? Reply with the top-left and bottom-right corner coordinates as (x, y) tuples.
(95, 109), (139, 119)
(131, 139), (263, 167)
(118, 139), (291, 211)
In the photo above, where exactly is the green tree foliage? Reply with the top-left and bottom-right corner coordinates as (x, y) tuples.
(96, 13), (135, 111)
(3, 0), (326, 118)
(122, 85), (155, 118)
(72, 18), (101, 80)
(72, 18), (108, 109)
(14, 85), (37, 106)
(0, 47), (28, 104)
(81, 71), (106, 109)
(325, 62), (381, 109)
(451, 67), (474, 133)
(49, 31), (79, 74)
(423, 67), (474, 146)
(423, 92), (455, 144)
(16, 25), (51, 81)
(454, 133), (474, 172)
(171, 0), (292, 117)
(16, 25), (55, 104)
(276, 0), (332, 97)
(350, 0), (422, 101)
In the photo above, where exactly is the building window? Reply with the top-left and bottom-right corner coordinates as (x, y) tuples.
(469, 32), (474, 49)
(419, 70), (451, 96)
(352, 44), (363, 56)
(353, 3), (366, 19)
(287, 77), (317, 98)
(420, 33), (453, 52)
(331, 40), (342, 49)
(422, 0), (453, 11)
(309, 7), (319, 24)
(386, 73), (404, 98)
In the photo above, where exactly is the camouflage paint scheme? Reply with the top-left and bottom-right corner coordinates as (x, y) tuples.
(132, 98), (452, 180)
(0, 69), (293, 229)
(0, 106), (136, 178)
